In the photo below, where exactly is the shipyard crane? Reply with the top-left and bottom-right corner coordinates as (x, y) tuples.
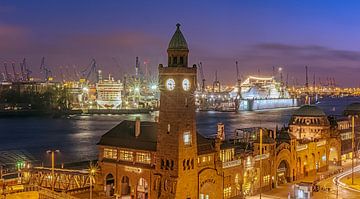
(3, 62), (10, 82)
(234, 61), (242, 112)
(40, 57), (52, 82)
(305, 66), (309, 88)
(198, 62), (206, 91)
(11, 62), (17, 82)
(21, 58), (32, 81)
(235, 61), (242, 98)
(81, 58), (98, 83)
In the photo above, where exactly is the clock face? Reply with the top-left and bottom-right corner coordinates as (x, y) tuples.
(182, 79), (190, 91)
(166, 78), (175, 90)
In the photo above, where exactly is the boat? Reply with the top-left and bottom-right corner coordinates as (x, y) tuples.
(96, 75), (123, 109)
(234, 76), (298, 111)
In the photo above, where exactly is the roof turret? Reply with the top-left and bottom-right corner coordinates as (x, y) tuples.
(168, 23), (188, 51)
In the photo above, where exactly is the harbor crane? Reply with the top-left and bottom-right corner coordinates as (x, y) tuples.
(11, 62), (18, 81)
(235, 61), (242, 112)
(40, 57), (52, 82)
(21, 58), (32, 81)
(81, 58), (98, 83)
(3, 62), (11, 82)
(198, 62), (206, 92)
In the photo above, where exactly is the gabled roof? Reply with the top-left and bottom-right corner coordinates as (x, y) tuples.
(98, 120), (216, 155)
(97, 120), (158, 151)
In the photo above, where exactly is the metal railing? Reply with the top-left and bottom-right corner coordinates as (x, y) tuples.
(1, 185), (79, 199)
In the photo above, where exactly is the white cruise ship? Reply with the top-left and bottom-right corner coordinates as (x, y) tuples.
(96, 76), (123, 109)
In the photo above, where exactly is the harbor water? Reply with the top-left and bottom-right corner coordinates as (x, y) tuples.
(0, 97), (358, 165)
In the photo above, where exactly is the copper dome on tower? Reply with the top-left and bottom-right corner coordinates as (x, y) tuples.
(168, 23), (189, 50)
(293, 105), (326, 117)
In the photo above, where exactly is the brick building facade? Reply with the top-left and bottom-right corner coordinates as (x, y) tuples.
(96, 24), (354, 199)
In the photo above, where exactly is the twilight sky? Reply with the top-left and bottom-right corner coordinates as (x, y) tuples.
(1, 0), (360, 86)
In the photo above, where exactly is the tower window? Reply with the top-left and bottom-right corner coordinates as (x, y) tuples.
(173, 57), (177, 65)
(167, 124), (170, 134)
(183, 131), (191, 145)
(180, 57), (184, 64)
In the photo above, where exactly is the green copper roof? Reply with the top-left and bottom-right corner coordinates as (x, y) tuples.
(293, 105), (326, 117)
(168, 23), (188, 50)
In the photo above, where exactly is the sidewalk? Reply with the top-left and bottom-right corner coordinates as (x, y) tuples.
(249, 160), (358, 199)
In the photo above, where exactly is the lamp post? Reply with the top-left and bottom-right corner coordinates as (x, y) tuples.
(344, 102), (360, 186)
(259, 128), (263, 199)
(89, 162), (98, 199)
(351, 115), (355, 185)
(46, 149), (60, 191)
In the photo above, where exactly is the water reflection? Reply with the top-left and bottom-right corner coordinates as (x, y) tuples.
(0, 97), (358, 163)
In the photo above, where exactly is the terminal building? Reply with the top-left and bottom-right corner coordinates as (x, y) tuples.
(96, 24), (358, 199)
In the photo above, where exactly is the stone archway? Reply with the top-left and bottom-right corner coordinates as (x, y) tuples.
(137, 177), (149, 199)
(121, 176), (131, 196)
(105, 173), (115, 197)
(277, 160), (290, 185)
(275, 149), (293, 186)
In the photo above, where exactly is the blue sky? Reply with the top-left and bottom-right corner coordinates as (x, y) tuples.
(1, 0), (360, 86)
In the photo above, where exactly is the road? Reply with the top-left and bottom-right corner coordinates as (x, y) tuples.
(248, 161), (360, 199)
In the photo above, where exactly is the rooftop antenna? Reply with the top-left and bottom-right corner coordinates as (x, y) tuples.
(286, 73), (289, 88)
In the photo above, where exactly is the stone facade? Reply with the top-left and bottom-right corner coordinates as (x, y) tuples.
(96, 25), (352, 199)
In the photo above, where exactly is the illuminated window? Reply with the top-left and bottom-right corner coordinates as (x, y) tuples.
(183, 131), (191, 145)
(103, 148), (117, 159)
(263, 175), (270, 186)
(224, 186), (232, 198)
(200, 194), (209, 199)
(220, 149), (234, 162)
(136, 152), (151, 164)
(119, 150), (133, 161)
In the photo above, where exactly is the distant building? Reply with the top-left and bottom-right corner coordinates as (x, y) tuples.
(96, 24), (356, 199)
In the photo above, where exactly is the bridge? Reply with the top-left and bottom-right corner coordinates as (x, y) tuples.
(20, 167), (93, 193)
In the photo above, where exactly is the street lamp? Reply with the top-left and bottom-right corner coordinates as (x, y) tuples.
(88, 162), (99, 199)
(344, 102), (360, 185)
(46, 149), (60, 191)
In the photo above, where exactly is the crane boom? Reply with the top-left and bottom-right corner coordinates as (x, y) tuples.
(198, 62), (205, 91)
(11, 62), (17, 81)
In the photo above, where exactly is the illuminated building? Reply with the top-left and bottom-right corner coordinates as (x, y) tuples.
(96, 24), (357, 199)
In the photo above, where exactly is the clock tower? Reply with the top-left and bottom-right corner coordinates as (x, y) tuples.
(153, 24), (198, 199)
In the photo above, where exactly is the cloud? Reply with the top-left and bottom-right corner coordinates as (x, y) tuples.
(0, 24), (29, 54)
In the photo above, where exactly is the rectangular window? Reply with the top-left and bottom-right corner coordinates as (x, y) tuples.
(183, 131), (192, 146)
(136, 152), (151, 164)
(263, 175), (270, 186)
(103, 148), (117, 159)
(119, 150), (133, 161)
(224, 186), (232, 199)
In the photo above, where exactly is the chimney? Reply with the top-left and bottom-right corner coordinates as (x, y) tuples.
(135, 117), (141, 137)
(217, 123), (225, 141)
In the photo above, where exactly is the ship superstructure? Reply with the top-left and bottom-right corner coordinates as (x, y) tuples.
(96, 74), (123, 109)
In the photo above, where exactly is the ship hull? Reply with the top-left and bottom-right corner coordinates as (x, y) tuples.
(239, 98), (298, 111)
